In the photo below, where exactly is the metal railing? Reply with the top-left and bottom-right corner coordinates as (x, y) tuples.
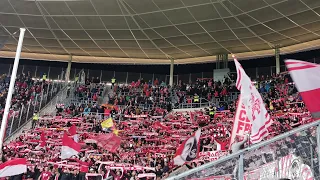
(174, 98), (211, 109)
(4, 81), (65, 141)
(167, 120), (320, 180)
(4, 69), (88, 142)
(174, 92), (239, 109)
(0, 64), (290, 86)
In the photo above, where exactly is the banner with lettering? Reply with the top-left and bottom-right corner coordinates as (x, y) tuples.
(197, 151), (228, 161)
(230, 96), (251, 147)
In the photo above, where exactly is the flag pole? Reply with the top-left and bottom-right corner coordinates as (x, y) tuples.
(0, 28), (26, 150)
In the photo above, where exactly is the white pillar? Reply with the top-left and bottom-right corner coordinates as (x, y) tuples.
(34, 66), (38, 78)
(65, 55), (72, 82)
(275, 45), (280, 74)
(100, 70), (102, 82)
(126, 72), (128, 84)
(8, 64), (12, 75)
(47, 66), (51, 80)
(0, 28), (25, 150)
(169, 58), (174, 86)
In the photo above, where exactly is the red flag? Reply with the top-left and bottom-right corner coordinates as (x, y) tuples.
(68, 124), (77, 136)
(285, 59), (320, 118)
(40, 132), (46, 141)
(39, 132), (46, 148)
(173, 129), (201, 166)
(61, 133), (81, 159)
(0, 158), (27, 177)
(95, 133), (121, 153)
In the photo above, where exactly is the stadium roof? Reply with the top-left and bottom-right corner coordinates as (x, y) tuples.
(0, 0), (320, 64)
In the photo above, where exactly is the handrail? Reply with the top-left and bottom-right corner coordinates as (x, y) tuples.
(174, 98), (211, 109)
(4, 82), (68, 142)
(167, 119), (320, 179)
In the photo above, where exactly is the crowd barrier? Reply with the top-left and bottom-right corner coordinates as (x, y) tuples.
(167, 120), (320, 180)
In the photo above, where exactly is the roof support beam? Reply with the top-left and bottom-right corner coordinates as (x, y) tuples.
(65, 55), (72, 82)
(275, 45), (280, 74)
(169, 57), (174, 87)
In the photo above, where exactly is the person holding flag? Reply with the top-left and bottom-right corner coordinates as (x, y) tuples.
(228, 54), (273, 180)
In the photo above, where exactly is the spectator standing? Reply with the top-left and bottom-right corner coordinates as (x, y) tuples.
(31, 111), (39, 129)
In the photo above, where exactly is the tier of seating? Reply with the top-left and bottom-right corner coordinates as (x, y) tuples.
(0, 72), (59, 138)
(1, 71), (314, 180)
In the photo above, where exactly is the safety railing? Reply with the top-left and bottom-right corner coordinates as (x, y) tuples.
(167, 119), (320, 180)
(174, 98), (212, 109)
(4, 81), (65, 141)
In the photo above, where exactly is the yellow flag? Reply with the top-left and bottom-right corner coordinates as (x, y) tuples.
(101, 118), (114, 128)
(113, 129), (119, 136)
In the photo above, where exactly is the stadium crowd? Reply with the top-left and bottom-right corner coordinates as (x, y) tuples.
(0, 71), (314, 180)
(0, 72), (60, 137)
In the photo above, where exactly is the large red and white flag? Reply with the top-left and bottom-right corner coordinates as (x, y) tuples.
(0, 158), (27, 177)
(229, 96), (251, 146)
(173, 129), (201, 166)
(234, 58), (272, 144)
(285, 59), (320, 119)
(68, 124), (77, 136)
(61, 133), (81, 159)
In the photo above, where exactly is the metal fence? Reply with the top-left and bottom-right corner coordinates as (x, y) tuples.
(167, 120), (320, 180)
(0, 64), (286, 85)
(4, 81), (64, 140)
(3, 69), (87, 141)
(1, 57), (320, 86)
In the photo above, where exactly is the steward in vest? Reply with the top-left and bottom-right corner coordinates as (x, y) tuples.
(32, 112), (39, 129)
(209, 105), (216, 120)
(42, 73), (47, 81)
(111, 77), (116, 89)
(193, 94), (199, 103)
